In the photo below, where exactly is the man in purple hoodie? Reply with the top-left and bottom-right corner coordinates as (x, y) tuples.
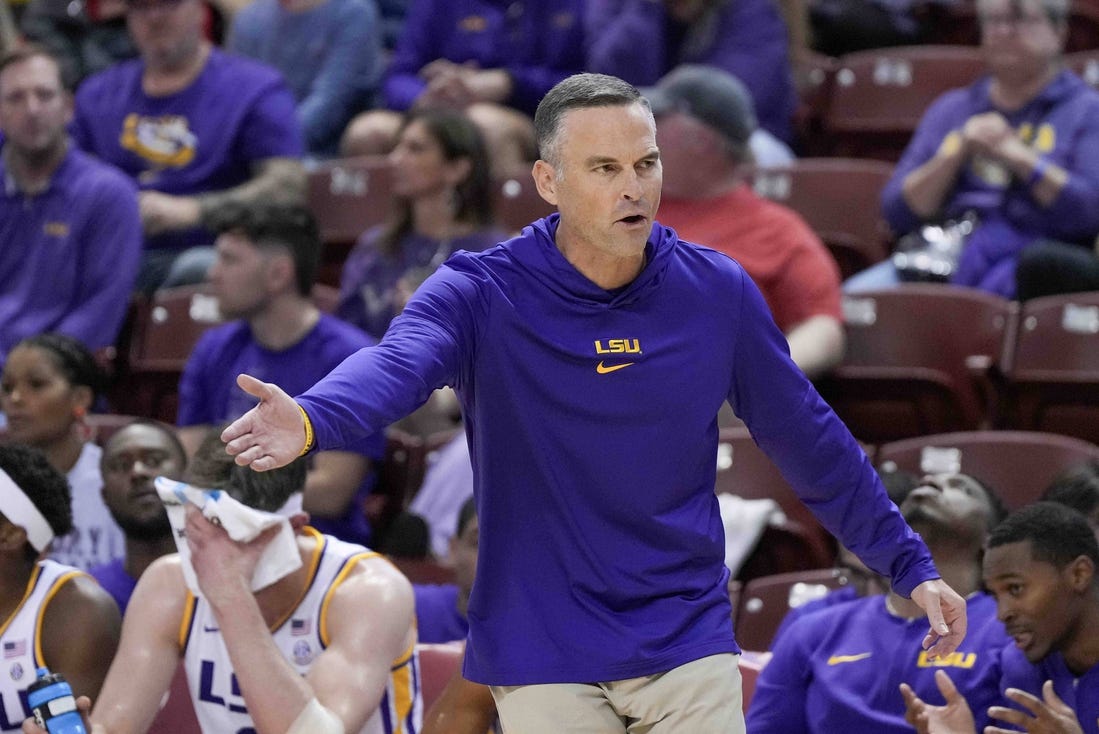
(223, 72), (967, 733)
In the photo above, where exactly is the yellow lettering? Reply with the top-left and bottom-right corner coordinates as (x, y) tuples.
(917, 651), (976, 669)
(594, 339), (643, 355)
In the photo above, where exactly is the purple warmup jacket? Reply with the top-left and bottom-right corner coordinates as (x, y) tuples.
(585, 0), (796, 142)
(297, 215), (939, 685)
(882, 70), (1099, 297)
(383, 0), (585, 115)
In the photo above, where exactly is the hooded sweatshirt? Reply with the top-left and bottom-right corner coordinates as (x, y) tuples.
(298, 215), (938, 685)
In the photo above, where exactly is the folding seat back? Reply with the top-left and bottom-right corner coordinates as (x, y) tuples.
(416, 641), (466, 713)
(824, 46), (986, 160)
(877, 430), (1099, 509)
(999, 291), (1099, 444)
(747, 158), (894, 278)
(307, 156), (396, 286)
(492, 173), (556, 236)
(735, 569), (852, 651)
(816, 285), (1015, 443)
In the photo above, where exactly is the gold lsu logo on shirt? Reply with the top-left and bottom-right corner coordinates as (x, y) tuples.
(916, 651), (977, 669)
(594, 339), (642, 355)
(594, 339), (641, 374)
(120, 113), (198, 169)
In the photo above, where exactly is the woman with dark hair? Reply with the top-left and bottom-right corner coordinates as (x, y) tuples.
(338, 109), (506, 340)
(0, 333), (123, 570)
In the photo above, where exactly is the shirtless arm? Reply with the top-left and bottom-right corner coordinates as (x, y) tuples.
(40, 575), (121, 700)
(89, 557), (190, 734)
(188, 509), (416, 733)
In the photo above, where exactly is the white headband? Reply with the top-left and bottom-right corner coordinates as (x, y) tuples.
(0, 467), (55, 552)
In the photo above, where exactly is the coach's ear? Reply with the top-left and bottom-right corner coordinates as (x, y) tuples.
(533, 159), (559, 207)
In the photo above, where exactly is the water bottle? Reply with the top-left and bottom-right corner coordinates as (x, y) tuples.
(26, 667), (87, 734)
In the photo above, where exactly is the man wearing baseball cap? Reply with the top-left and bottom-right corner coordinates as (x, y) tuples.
(651, 65), (846, 379)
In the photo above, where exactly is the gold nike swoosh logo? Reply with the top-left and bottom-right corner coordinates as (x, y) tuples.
(596, 361), (635, 374)
(827, 653), (873, 665)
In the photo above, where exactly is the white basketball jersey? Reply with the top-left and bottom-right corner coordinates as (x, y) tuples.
(181, 528), (422, 734)
(0, 561), (85, 732)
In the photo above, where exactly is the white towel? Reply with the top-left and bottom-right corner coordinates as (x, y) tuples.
(155, 477), (303, 594)
(717, 494), (785, 576)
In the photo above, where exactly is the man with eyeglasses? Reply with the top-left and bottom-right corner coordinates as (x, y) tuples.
(846, 0), (1099, 299)
(69, 0), (306, 292)
(89, 420), (187, 614)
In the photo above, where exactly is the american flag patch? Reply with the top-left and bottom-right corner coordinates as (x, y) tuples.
(290, 618), (311, 636)
(4, 640), (26, 658)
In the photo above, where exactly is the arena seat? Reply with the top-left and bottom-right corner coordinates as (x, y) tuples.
(416, 641), (466, 714)
(994, 291), (1099, 445)
(877, 430), (1099, 509)
(307, 155), (396, 286)
(823, 45), (986, 160)
(735, 569), (852, 652)
(745, 158), (894, 278)
(815, 285), (1015, 443)
(491, 172), (556, 236)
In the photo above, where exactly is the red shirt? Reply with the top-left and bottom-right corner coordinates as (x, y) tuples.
(659, 185), (842, 332)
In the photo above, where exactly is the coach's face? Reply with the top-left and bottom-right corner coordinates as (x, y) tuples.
(534, 102), (662, 269)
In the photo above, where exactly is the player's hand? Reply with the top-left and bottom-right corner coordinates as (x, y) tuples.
(221, 374), (308, 470)
(910, 578), (967, 658)
(23, 695), (93, 733)
(900, 670), (977, 734)
(985, 681), (1084, 734)
(186, 506), (281, 608)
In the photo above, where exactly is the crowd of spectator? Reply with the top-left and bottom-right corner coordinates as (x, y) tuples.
(4, 0), (1099, 730)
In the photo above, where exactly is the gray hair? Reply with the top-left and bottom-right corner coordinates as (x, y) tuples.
(534, 73), (651, 167)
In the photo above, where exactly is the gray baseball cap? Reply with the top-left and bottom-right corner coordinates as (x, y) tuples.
(644, 65), (758, 147)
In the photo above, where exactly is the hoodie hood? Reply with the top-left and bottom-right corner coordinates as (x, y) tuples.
(501, 213), (677, 309)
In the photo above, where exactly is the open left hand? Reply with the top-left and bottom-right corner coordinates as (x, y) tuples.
(985, 681), (1084, 734)
(910, 578), (967, 658)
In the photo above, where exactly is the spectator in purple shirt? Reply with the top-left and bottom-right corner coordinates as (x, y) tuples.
(848, 0), (1099, 298)
(71, 0), (306, 291)
(0, 46), (141, 369)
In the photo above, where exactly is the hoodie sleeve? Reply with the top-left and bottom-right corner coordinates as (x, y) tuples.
(726, 268), (937, 597)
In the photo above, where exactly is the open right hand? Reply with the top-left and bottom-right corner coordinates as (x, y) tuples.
(901, 669), (977, 734)
(221, 374), (308, 471)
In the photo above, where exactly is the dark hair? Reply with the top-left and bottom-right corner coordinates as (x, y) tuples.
(455, 495), (477, 537)
(14, 333), (105, 401)
(877, 466), (919, 506)
(534, 73), (650, 166)
(208, 203), (321, 297)
(0, 444), (73, 559)
(381, 110), (495, 257)
(988, 501), (1099, 569)
(969, 474), (1009, 530)
(184, 427), (306, 512)
(0, 45), (67, 94)
(103, 419), (188, 472)
(1043, 460), (1099, 518)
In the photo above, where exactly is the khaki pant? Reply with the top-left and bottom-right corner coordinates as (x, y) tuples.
(490, 653), (744, 734)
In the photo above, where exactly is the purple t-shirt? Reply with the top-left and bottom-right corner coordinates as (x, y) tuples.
(413, 583), (469, 643)
(71, 48), (304, 252)
(177, 315), (383, 544)
(338, 226), (506, 339)
(89, 558), (137, 615)
(0, 145), (141, 368)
